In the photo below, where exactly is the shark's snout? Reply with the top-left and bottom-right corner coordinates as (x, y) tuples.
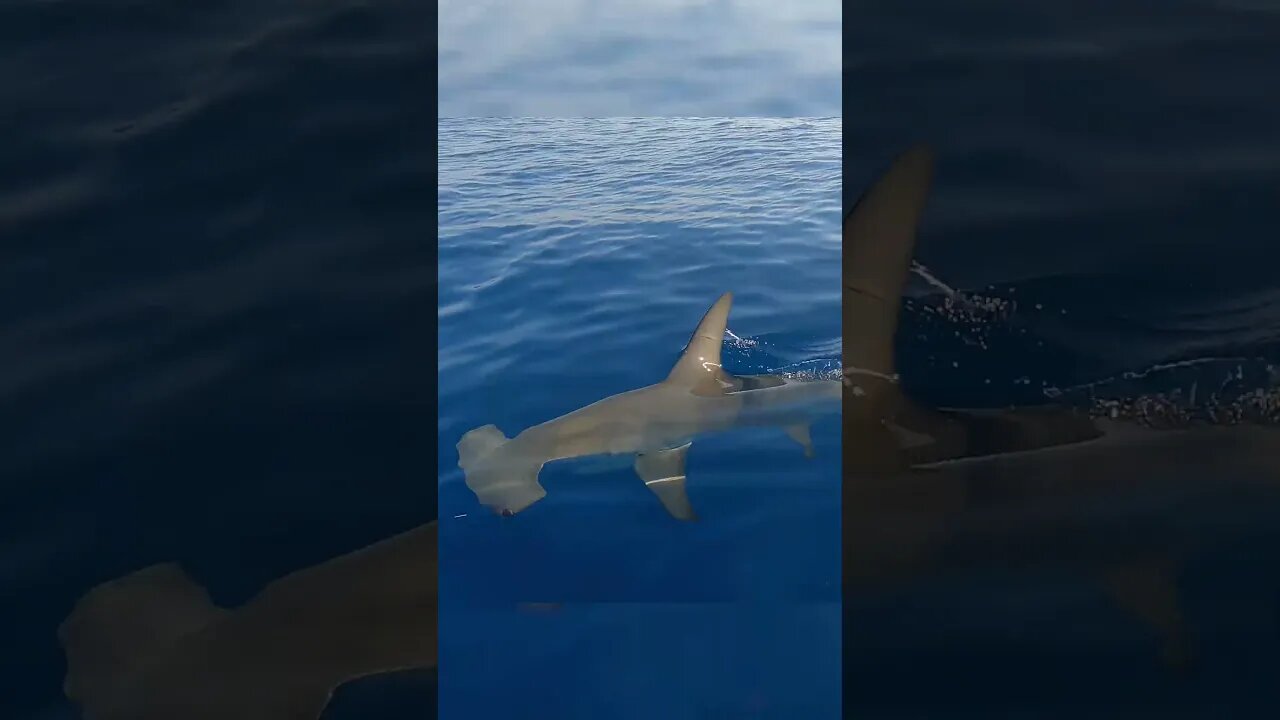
(476, 477), (547, 518)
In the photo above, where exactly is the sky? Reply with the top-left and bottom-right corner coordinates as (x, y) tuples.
(438, 0), (841, 117)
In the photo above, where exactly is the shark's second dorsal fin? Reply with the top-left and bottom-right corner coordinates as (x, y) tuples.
(843, 145), (934, 379)
(667, 292), (733, 391)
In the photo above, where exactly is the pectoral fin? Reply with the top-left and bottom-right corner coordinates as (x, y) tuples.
(1101, 560), (1192, 671)
(636, 443), (697, 521)
(784, 423), (815, 458)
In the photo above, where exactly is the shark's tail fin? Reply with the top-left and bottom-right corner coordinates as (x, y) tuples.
(59, 563), (227, 716)
(458, 425), (547, 516)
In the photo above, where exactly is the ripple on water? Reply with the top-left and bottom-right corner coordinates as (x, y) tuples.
(438, 117), (842, 611)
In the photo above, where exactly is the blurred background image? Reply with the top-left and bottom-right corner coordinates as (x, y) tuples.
(845, 1), (1280, 716)
(2, 0), (431, 718)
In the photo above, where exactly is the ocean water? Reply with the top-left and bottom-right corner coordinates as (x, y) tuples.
(437, 118), (842, 718)
(1, 0), (432, 718)
(846, 1), (1280, 715)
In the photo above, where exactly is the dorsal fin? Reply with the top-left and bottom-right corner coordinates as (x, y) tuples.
(667, 292), (733, 387)
(843, 145), (934, 378)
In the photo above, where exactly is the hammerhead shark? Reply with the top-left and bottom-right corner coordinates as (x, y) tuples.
(456, 294), (841, 519)
(59, 521), (437, 720)
(842, 145), (1280, 669)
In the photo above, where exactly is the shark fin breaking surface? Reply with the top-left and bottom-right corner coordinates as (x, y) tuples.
(668, 291), (734, 388)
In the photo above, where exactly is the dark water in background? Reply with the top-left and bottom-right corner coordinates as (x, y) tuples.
(437, 118), (842, 719)
(846, 0), (1280, 715)
(1, 1), (432, 718)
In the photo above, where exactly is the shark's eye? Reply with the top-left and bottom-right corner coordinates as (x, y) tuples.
(500, 509), (514, 518)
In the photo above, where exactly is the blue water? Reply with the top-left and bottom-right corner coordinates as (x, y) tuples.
(437, 118), (842, 718)
(846, 1), (1280, 715)
(1, 1), (432, 718)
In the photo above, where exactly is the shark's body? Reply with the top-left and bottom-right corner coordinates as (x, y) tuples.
(59, 522), (437, 720)
(842, 145), (1280, 669)
(458, 292), (840, 519)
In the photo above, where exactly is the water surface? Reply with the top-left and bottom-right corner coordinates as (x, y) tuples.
(438, 117), (842, 718)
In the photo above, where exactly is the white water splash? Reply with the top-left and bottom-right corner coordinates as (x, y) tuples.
(910, 260), (961, 298)
(1045, 356), (1280, 427)
(724, 328), (760, 349)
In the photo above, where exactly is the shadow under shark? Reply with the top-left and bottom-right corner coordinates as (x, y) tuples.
(457, 292), (840, 519)
(842, 145), (1280, 673)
